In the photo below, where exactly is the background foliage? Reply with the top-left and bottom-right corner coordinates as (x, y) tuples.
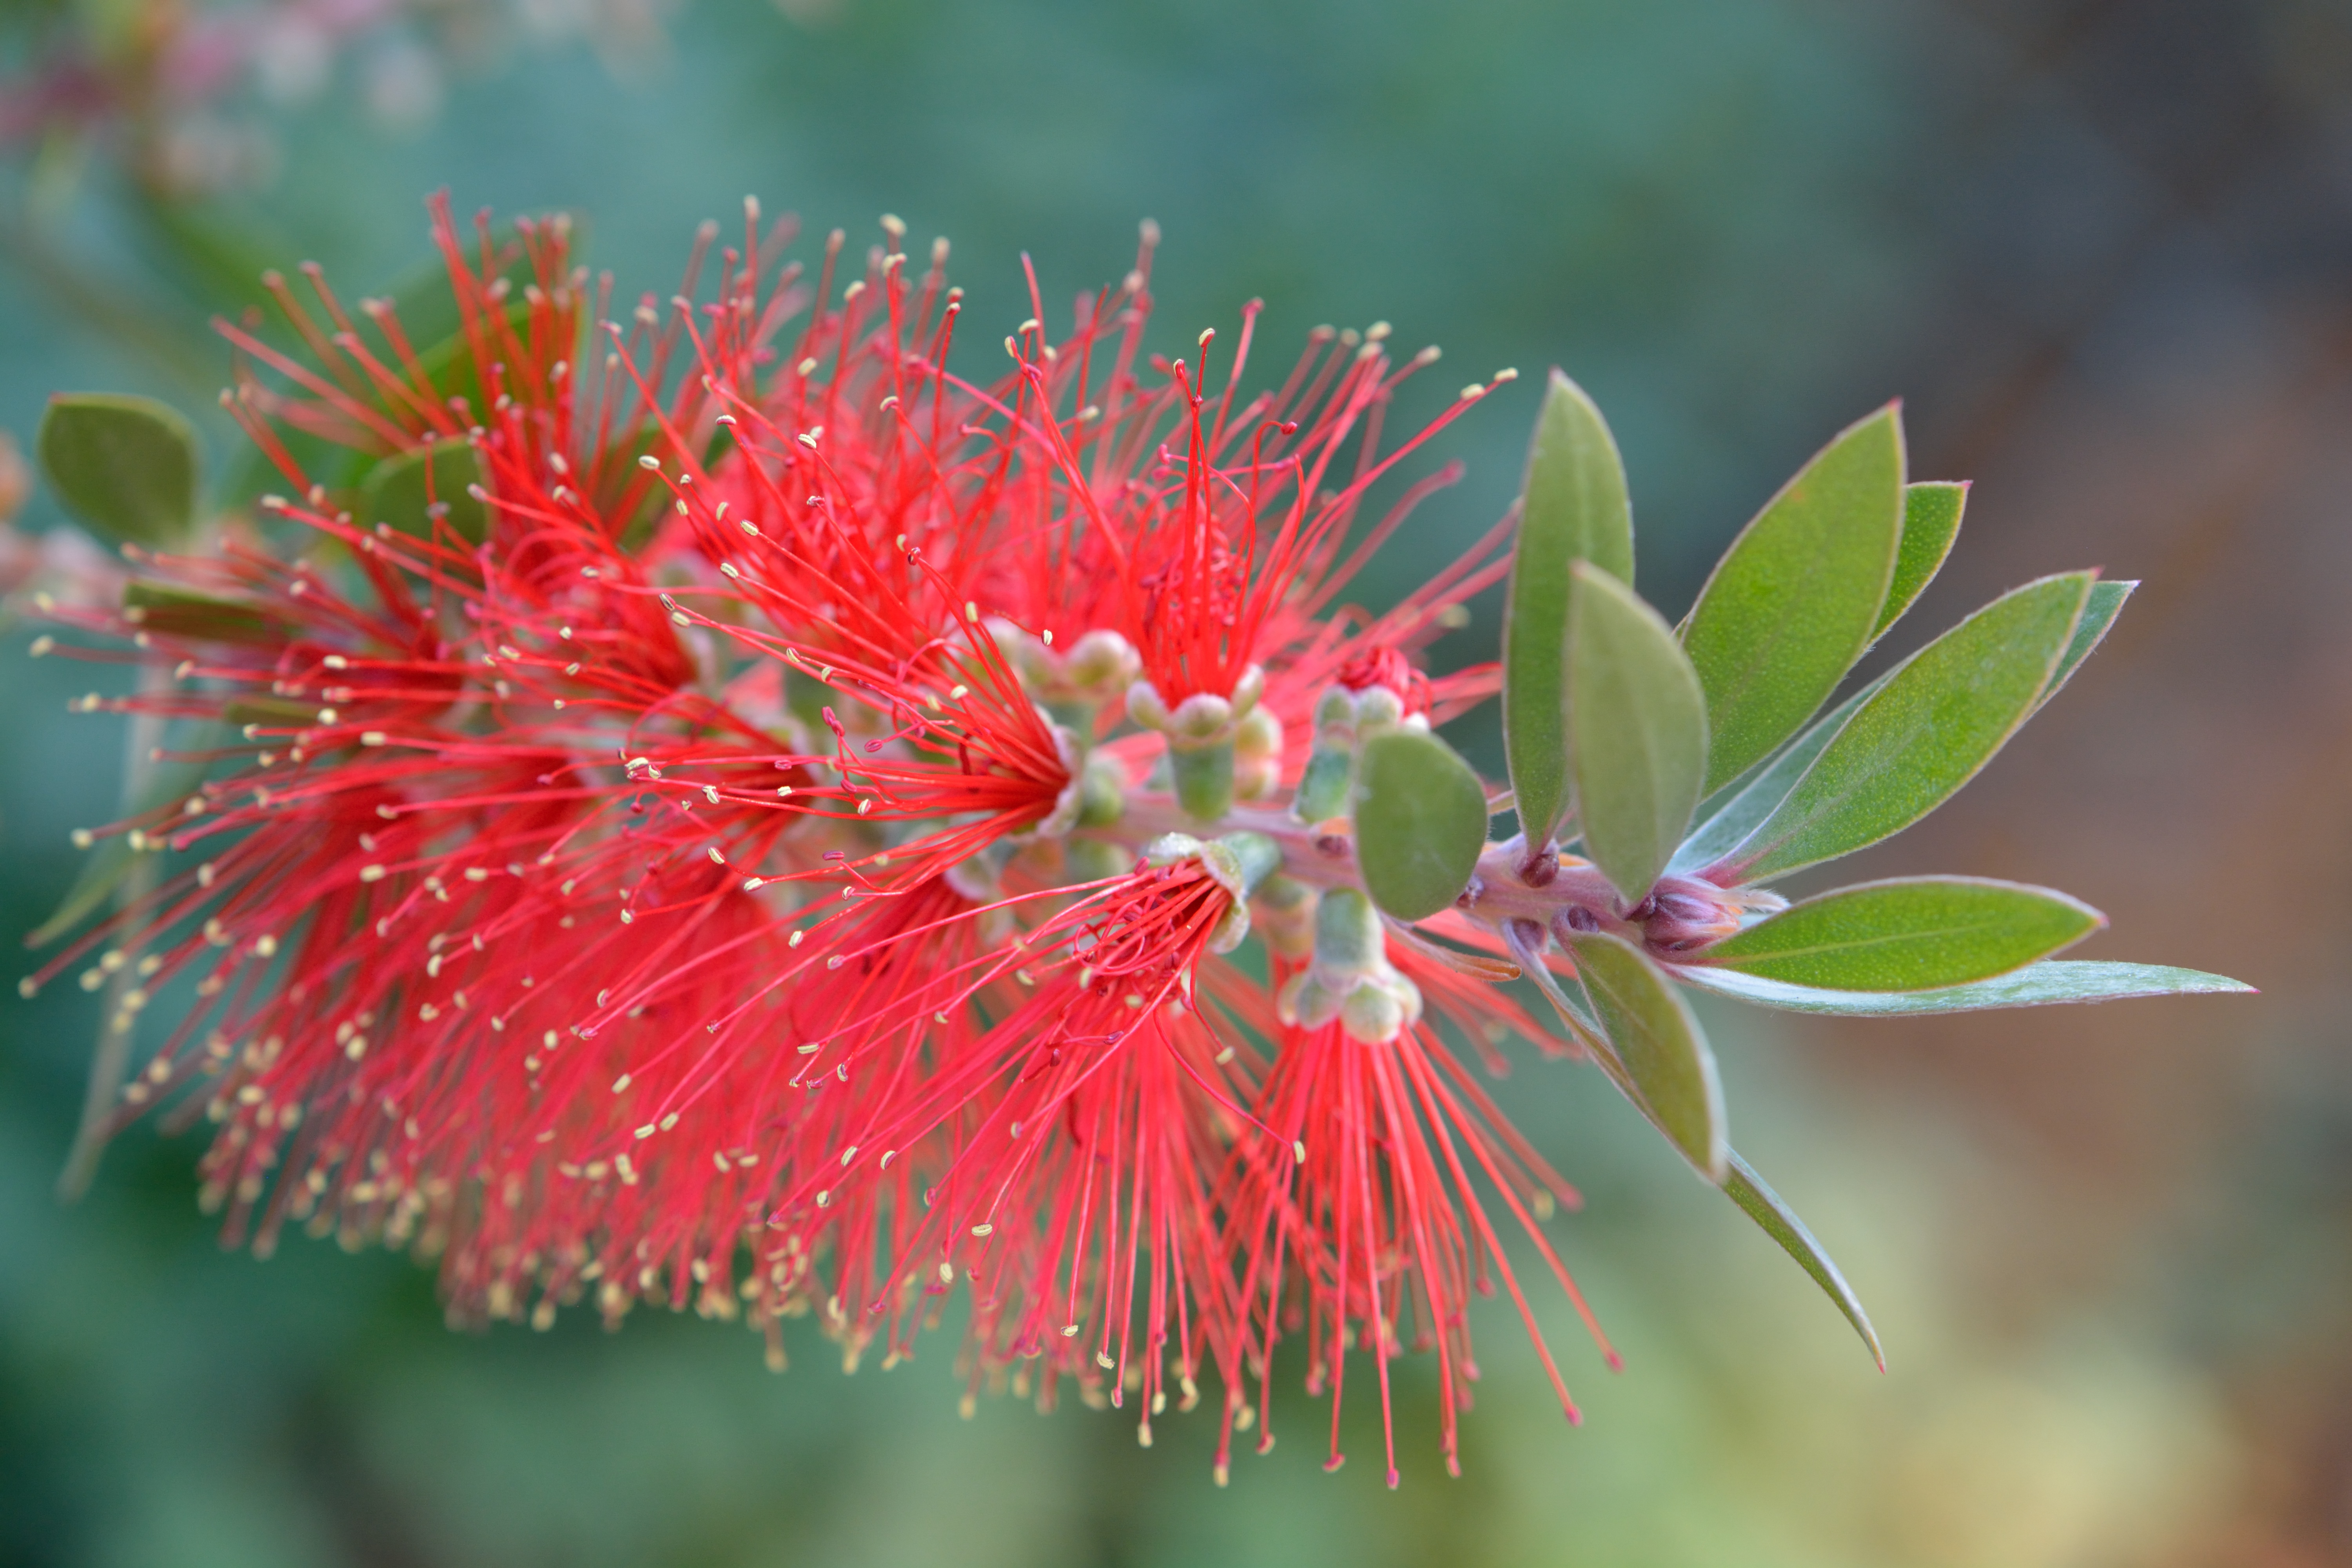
(4, 1), (2349, 1563)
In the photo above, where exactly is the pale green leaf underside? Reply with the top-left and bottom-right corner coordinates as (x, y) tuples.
(1668, 673), (1886, 877)
(1670, 958), (2254, 1015)
(1503, 370), (1633, 848)
(1567, 563), (1708, 903)
(1682, 404), (1905, 793)
(1695, 875), (2103, 991)
(1353, 730), (1490, 922)
(1728, 572), (2093, 882)
(37, 393), (201, 548)
(1566, 930), (1727, 1181)
(1723, 1152), (1884, 1370)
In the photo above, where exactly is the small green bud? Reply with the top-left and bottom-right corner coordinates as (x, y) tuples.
(1252, 874), (1318, 961)
(1064, 838), (1135, 884)
(1076, 752), (1127, 827)
(1275, 886), (1423, 1043)
(1141, 829), (1282, 953)
(1233, 706), (1283, 800)
(1125, 666), (1269, 823)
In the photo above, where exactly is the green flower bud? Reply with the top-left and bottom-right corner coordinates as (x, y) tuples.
(1273, 886), (1423, 1043)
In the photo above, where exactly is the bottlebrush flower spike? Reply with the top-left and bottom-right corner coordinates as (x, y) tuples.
(23, 195), (2250, 1486)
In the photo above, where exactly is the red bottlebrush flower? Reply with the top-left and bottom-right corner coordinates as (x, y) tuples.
(1219, 934), (1616, 1488)
(29, 194), (1637, 1484)
(760, 842), (1269, 1425)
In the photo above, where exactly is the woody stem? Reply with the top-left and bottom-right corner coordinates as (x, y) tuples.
(1075, 793), (1645, 946)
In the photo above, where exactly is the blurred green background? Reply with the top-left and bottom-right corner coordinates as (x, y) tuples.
(4, 1), (2349, 1563)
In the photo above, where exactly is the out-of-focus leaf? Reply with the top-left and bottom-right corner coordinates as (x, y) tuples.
(1724, 1152), (1884, 1370)
(37, 394), (201, 547)
(1695, 876), (2103, 991)
(220, 425), (347, 515)
(406, 302), (532, 427)
(222, 289), (541, 513)
(1872, 481), (1966, 642)
(1668, 674), (1886, 877)
(1725, 572), (2092, 882)
(374, 227), (538, 363)
(1681, 405), (1905, 792)
(27, 753), (214, 947)
(26, 834), (137, 949)
(1503, 370), (1633, 849)
(122, 581), (286, 645)
(225, 695), (327, 730)
(1564, 930), (1726, 1181)
(361, 441), (487, 544)
(1566, 562), (1707, 904)
(131, 196), (285, 314)
(1670, 958), (2254, 1014)
(1353, 730), (1490, 921)
(2033, 579), (2134, 714)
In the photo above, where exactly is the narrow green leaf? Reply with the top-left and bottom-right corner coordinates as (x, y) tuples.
(1353, 730), (1490, 921)
(1668, 673), (1886, 877)
(1682, 404), (1906, 792)
(1872, 481), (1967, 641)
(122, 581), (286, 646)
(1727, 572), (2093, 882)
(361, 441), (488, 544)
(2033, 579), (2133, 715)
(1503, 920), (1604, 1041)
(1670, 958), (2254, 1015)
(1697, 875), (2103, 991)
(375, 228), (537, 354)
(26, 835), (138, 949)
(219, 226), (540, 511)
(1502, 370), (1633, 848)
(37, 394), (201, 547)
(223, 695), (324, 730)
(1564, 930), (1727, 1181)
(1567, 562), (1708, 903)
(1723, 1152), (1884, 1370)
(28, 754), (213, 947)
(405, 302), (531, 427)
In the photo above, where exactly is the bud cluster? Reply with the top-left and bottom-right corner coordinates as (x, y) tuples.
(22, 197), (1883, 1489)
(1125, 664), (1279, 821)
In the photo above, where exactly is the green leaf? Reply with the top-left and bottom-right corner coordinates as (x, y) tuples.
(37, 394), (201, 547)
(1502, 370), (1633, 848)
(25, 834), (139, 949)
(27, 753), (213, 947)
(122, 581), (287, 645)
(360, 441), (488, 544)
(1725, 572), (2093, 882)
(404, 301), (532, 428)
(2033, 579), (2133, 715)
(1682, 404), (1906, 792)
(1872, 481), (1966, 641)
(1696, 875), (2103, 991)
(1567, 562), (1708, 904)
(1723, 1152), (1884, 1370)
(220, 285), (539, 512)
(1564, 930), (1727, 1181)
(1353, 730), (1491, 921)
(1670, 958), (2254, 1015)
(1668, 673), (1886, 877)
(223, 695), (324, 730)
